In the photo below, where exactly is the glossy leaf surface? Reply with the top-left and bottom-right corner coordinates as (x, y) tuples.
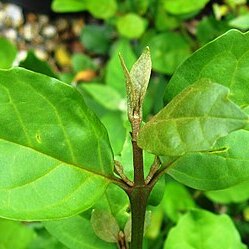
(138, 81), (248, 156)
(164, 209), (246, 249)
(164, 30), (249, 107)
(0, 68), (114, 220)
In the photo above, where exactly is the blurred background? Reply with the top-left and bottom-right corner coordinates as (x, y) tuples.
(1, 0), (249, 248)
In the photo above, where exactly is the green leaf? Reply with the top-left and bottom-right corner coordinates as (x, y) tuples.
(0, 68), (114, 220)
(229, 14), (249, 31)
(19, 51), (58, 78)
(155, 2), (181, 32)
(147, 32), (191, 74)
(138, 81), (248, 156)
(165, 129), (249, 190)
(91, 209), (120, 243)
(86, 0), (117, 19)
(164, 30), (249, 107)
(105, 39), (136, 96)
(148, 176), (165, 206)
(52, 0), (87, 12)
(80, 84), (124, 111)
(132, 0), (150, 15)
(164, 209), (247, 249)
(93, 183), (130, 228)
(196, 16), (230, 46)
(44, 184), (128, 249)
(145, 206), (163, 239)
(162, 181), (195, 222)
(80, 25), (113, 55)
(44, 215), (115, 249)
(72, 54), (97, 72)
(164, 0), (210, 15)
(116, 13), (147, 39)
(0, 218), (36, 249)
(101, 112), (126, 155)
(206, 180), (249, 204)
(0, 37), (17, 69)
(28, 230), (68, 249)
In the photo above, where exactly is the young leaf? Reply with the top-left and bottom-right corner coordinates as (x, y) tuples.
(164, 30), (249, 107)
(165, 129), (249, 190)
(119, 47), (151, 119)
(44, 215), (115, 249)
(0, 68), (114, 220)
(91, 209), (120, 243)
(138, 81), (248, 156)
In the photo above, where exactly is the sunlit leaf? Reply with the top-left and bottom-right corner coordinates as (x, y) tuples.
(0, 68), (114, 220)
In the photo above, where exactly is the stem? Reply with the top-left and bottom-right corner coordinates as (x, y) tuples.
(129, 187), (150, 249)
(128, 116), (150, 249)
(132, 140), (144, 186)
